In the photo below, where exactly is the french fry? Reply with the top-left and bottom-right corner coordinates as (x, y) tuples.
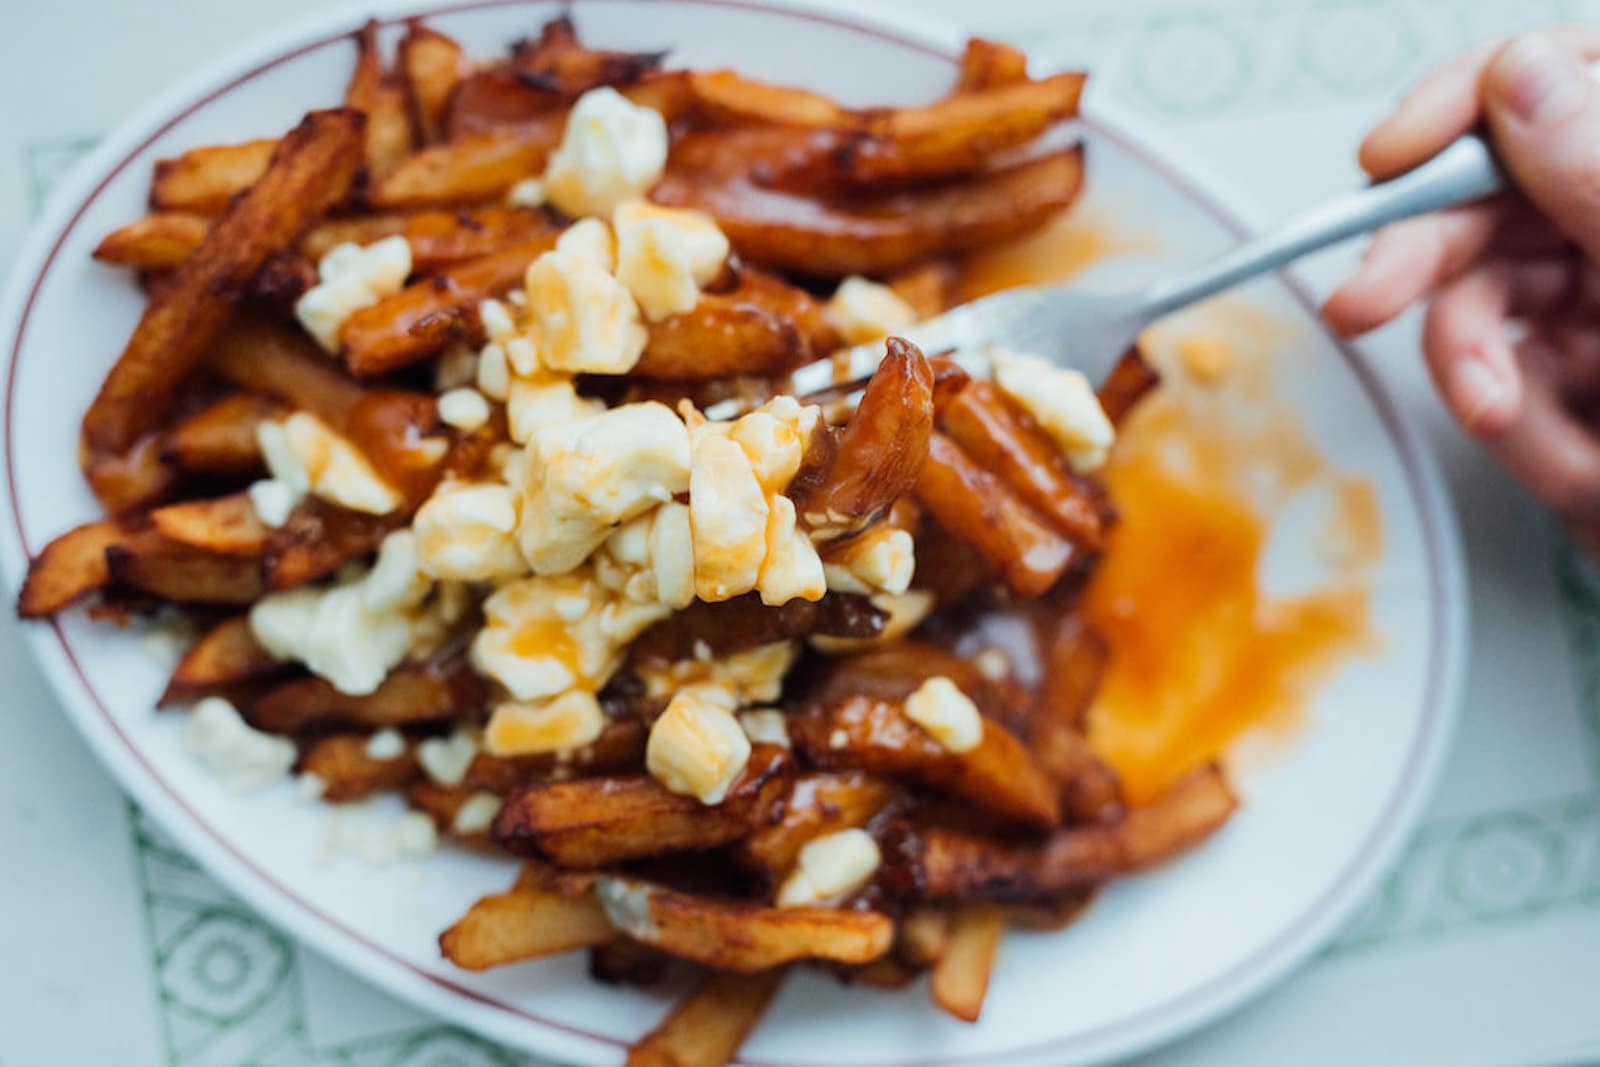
(247, 655), (483, 734)
(791, 338), (932, 537)
(407, 779), (483, 835)
(1005, 888), (1095, 931)
(209, 315), (366, 428)
(461, 718), (649, 792)
(345, 21), (415, 177)
(441, 68), (565, 140)
(17, 519), (137, 617)
(655, 147), (1085, 276)
(628, 591), (884, 665)
(493, 745), (792, 866)
(793, 695), (1061, 830)
(261, 501), (399, 590)
(737, 771), (899, 883)
(93, 212), (210, 269)
(164, 393), (282, 475)
(1037, 615), (1108, 731)
(301, 205), (556, 272)
(399, 20), (465, 144)
(930, 903), (1005, 1023)
(886, 258), (959, 320)
(952, 38), (1031, 93)
(440, 871), (616, 971)
(809, 641), (1033, 738)
(85, 109), (365, 456)
(897, 906), (952, 969)
(914, 432), (1077, 598)
(369, 119), (565, 209)
(510, 14), (666, 95)
(939, 380), (1104, 547)
(84, 432), (179, 515)
(636, 270), (839, 381)
(161, 615), (283, 705)
(299, 732), (419, 801)
(589, 938), (676, 988)
(150, 138), (279, 213)
(918, 765), (1238, 901)
(1032, 719), (1124, 825)
(687, 69), (849, 127)
(1097, 347), (1162, 426)
(105, 536), (265, 605)
(596, 876), (893, 972)
(147, 492), (270, 557)
(626, 968), (785, 1067)
(340, 237), (555, 375)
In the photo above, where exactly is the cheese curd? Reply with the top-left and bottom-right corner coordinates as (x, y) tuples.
(637, 641), (798, 704)
(543, 87), (669, 218)
(485, 689), (606, 756)
(758, 494), (826, 606)
(365, 728), (406, 760)
(472, 567), (669, 702)
(524, 243), (646, 375)
(519, 402), (690, 574)
(776, 827), (881, 907)
(476, 341), (512, 401)
(506, 176), (545, 208)
(903, 676), (984, 753)
(259, 413), (402, 517)
(437, 387), (490, 431)
(613, 201), (730, 320)
(184, 696), (297, 792)
(690, 433), (769, 601)
(991, 349), (1115, 472)
(593, 503), (696, 610)
(506, 375), (602, 446)
(295, 235), (412, 351)
(413, 481), (526, 581)
(246, 478), (296, 528)
(555, 216), (617, 271)
(417, 729), (478, 786)
(825, 275), (916, 345)
(452, 792), (504, 835)
(822, 525), (915, 596)
(738, 708), (790, 748)
(810, 589), (935, 655)
(645, 685), (751, 805)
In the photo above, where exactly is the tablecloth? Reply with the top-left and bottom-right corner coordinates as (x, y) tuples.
(4, 1), (1600, 1064)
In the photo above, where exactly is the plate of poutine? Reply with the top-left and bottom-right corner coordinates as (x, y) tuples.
(0, 1), (1466, 1065)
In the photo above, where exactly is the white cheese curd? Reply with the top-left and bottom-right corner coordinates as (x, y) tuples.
(364, 728), (406, 761)
(506, 375), (603, 446)
(689, 433), (770, 601)
(183, 696), (297, 792)
(555, 217), (617, 271)
(437, 387), (491, 431)
(270, 412), (402, 515)
(295, 773), (327, 801)
(519, 402), (691, 575)
(524, 245), (647, 375)
(322, 805), (439, 865)
(809, 588), (935, 655)
(776, 828), (881, 907)
(507, 176), (545, 208)
(646, 685), (751, 805)
(595, 876), (661, 940)
(417, 729), (479, 787)
(484, 689), (606, 756)
(246, 478), (297, 528)
(637, 641), (798, 705)
(738, 708), (790, 748)
(648, 501), (696, 610)
(295, 235), (412, 351)
(413, 481), (526, 582)
(434, 343), (481, 392)
(990, 348), (1115, 472)
(476, 341), (512, 401)
(543, 87), (670, 218)
(451, 791), (504, 835)
(726, 397), (818, 493)
(822, 525), (915, 596)
(613, 201), (730, 321)
(362, 530), (432, 612)
(825, 275), (917, 345)
(480, 297), (519, 344)
(903, 675), (984, 754)
(758, 494), (826, 606)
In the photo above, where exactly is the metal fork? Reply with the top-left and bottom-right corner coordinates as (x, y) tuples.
(768, 121), (1515, 405)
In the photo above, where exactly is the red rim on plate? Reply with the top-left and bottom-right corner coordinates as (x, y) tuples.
(1, 3), (1462, 1065)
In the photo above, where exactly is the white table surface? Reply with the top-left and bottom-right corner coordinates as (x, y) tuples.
(4, 1), (1600, 1065)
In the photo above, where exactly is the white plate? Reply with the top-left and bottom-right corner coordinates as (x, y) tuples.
(0, 2), (1466, 1064)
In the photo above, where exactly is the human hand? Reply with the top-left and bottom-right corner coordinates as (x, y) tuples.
(1323, 28), (1600, 551)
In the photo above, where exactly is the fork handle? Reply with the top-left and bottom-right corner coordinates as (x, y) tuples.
(1134, 133), (1504, 325)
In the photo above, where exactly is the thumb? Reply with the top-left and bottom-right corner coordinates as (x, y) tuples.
(1483, 33), (1600, 262)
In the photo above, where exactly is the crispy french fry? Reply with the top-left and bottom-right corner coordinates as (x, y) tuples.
(953, 38), (1031, 93)
(93, 212), (211, 269)
(461, 718), (648, 792)
(105, 536), (265, 605)
(210, 315), (367, 427)
(930, 903), (1005, 1023)
(148, 492), (270, 556)
(261, 501), (400, 590)
(626, 968), (785, 1067)
(369, 119), (565, 209)
(628, 591), (884, 665)
(345, 21), (415, 177)
(299, 732), (419, 801)
(914, 432), (1077, 598)
(636, 270), (839, 381)
(511, 14), (666, 95)
(164, 393), (282, 474)
(440, 873), (616, 971)
(341, 237), (555, 375)
(596, 876), (892, 972)
(791, 338), (932, 537)
(17, 519), (137, 617)
(150, 138), (279, 213)
(399, 20), (465, 144)
(589, 938), (676, 988)
(493, 745), (792, 866)
(918, 765), (1238, 901)
(1037, 615), (1108, 731)
(793, 695), (1061, 830)
(301, 204), (556, 272)
(1097, 347), (1161, 426)
(1032, 719), (1124, 825)
(1005, 888), (1096, 931)
(737, 772), (899, 883)
(84, 432), (178, 515)
(897, 906), (952, 968)
(247, 655), (483, 734)
(441, 67), (565, 140)
(687, 69), (849, 127)
(809, 641), (1034, 737)
(161, 615), (283, 704)
(886, 258), (959, 320)
(85, 109), (365, 456)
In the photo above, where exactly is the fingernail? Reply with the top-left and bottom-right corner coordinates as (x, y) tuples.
(1493, 35), (1588, 123)
(1451, 358), (1508, 430)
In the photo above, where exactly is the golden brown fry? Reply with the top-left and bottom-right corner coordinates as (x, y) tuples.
(345, 20), (415, 177)
(147, 492), (270, 557)
(84, 432), (179, 515)
(1097, 347), (1162, 426)
(915, 432), (1077, 598)
(161, 615), (282, 704)
(588, 938), (676, 988)
(299, 732), (419, 802)
(918, 765), (1238, 901)
(85, 110), (365, 456)
(897, 907), (952, 969)
(105, 536), (265, 605)
(150, 138), (278, 213)
(301, 205), (556, 272)
(493, 746), (793, 867)
(261, 501), (400, 590)
(93, 212), (210, 269)
(17, 519), (137, 617)
(440, 874), (615, 971)
(511, 14), (666, 95)
(461, 718), (649, 792)
(687, 69), (849, 127)
(341, 237), (555, 375)
(596, 876), (893, 972)
(737, 771), (899, 883)
(793, 695), (1061, 831)
(953, 38), (1031, 93)
(210, 315), (367, 428)
(809, 640), (1033, 737)
(1005, 889), (1096, 931)
(1033, 719), (1124, 825)
(247, 655), (483, 734)
(930, 903), (1005, 1023)
(164, 393), (282, 475)
(369, 118), (565, 209)
(628, 591), (885, 665)
(636, 269), (838, 380)
(626, 968), (785, 1067)
(886, 258), (959, 320)
(1037, 615), (1108, 732)
(399, 20), (465, 144)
